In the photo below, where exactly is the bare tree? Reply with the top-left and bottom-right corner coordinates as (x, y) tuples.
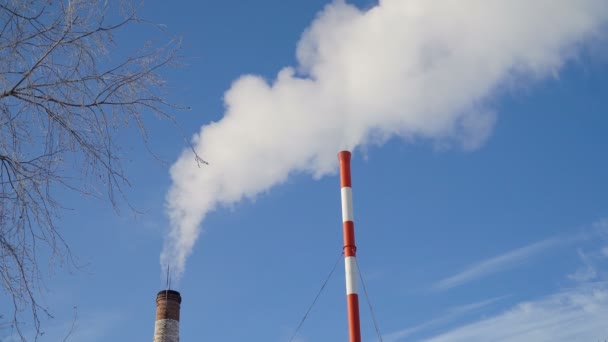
(0, 0), (200, 339)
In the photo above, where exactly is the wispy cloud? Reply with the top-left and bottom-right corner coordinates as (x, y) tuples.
(567, 226), (608, 283)
(567, 249), (598, 282)
(433, 235), (580, 291)
(392, 219), (608, 341)
(383, 297), (506, 342)
(422, 281), (608, 342)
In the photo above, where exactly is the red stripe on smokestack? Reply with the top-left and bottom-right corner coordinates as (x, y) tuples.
(339, 152), (352, 188)
(338, 150), (362, 342)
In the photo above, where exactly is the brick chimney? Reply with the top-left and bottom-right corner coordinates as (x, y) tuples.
(154, 290), (182, 342)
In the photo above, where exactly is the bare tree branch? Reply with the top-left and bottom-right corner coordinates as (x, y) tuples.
(0, 0), (204, 339)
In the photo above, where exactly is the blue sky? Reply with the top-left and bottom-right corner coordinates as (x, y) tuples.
(2, 0), (608, 341)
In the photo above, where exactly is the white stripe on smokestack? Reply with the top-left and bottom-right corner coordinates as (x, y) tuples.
(341, 187), (354, 222)
(154, 290), (181, 342)
(345, 256), (358, 295)
(338, 151), (362, 342)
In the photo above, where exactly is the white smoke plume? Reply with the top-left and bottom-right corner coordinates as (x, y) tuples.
(162, 0), (608, 279)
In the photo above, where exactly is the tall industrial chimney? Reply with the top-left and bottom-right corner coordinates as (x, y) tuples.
(338, 151), (362, 342)
(154, 290), (182, 342)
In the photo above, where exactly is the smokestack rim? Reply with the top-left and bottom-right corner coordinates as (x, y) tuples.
(337, 150), (352, 162)
(156, 289), (182, 304)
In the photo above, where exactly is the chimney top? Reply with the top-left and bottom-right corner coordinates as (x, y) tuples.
(156, 289), (182, 304)
(154, 289), (182, 341)
(155, 289), (182, 322)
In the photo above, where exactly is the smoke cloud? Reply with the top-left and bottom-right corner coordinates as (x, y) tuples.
(162, 0), (608, 278)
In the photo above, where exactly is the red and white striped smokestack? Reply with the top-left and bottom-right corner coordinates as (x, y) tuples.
(338, 151), (362, 342)
(154, 290), (182, 342)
